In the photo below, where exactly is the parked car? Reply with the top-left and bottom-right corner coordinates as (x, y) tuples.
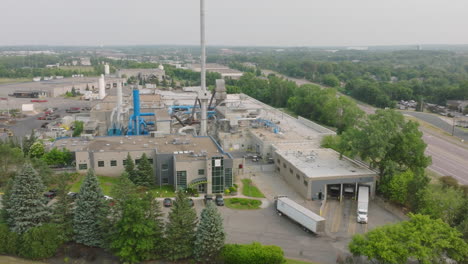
(215, 194), (224, 206)
(188, 198), (194, 207)
(204, 194), (213, 205)
(41, 122), (49, 128)
(67, 192), (78, 200)
(31, 99), (48, 103)
(43, 189), (58, 199)
(163, 198), (173, 207)
(37, 116), (47, 120)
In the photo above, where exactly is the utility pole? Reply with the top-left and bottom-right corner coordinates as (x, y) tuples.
(452, 117), (456, 136)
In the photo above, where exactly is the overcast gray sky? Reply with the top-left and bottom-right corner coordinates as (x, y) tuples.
(1, 0), (467, 46)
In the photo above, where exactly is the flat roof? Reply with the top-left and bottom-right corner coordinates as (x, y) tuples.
(275, 146), (377, 179)
(53, 134), (227, 161)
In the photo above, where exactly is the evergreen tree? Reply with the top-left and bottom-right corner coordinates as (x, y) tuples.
(110, 172), (137, 203)
(73, 169), (107, 247)
(135, 153), (153, 187)
(7, 163), (50, 233)
(165, 191), (198, 261)
(52, 173), (75, 241)
(194, 201), (226, 263)
(124, 153), (138, 184)
(110, 193), (165, 263)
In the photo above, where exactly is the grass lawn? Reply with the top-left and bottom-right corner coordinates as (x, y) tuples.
(286, 258), (321, 264)
(148, 185), (176, 197)
(225, 198), (262, 210)
(69, 174), (119, 196)
(70, 174), (177, 197)
(0, 77), (30, 84)
(241, 179), (265, 198)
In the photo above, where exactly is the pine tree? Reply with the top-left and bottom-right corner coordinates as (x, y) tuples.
(110, 172), (137, 203)
(136, 153), (153, 187)
(110, 193), (164, 263)
(73, 169), (107, 247)
(165, 191), (198, 261)
(7, 163), (50, 233)
(124, 153), (138, 184)
(52, 173), (75, 242)
(194, 201), (226, 263)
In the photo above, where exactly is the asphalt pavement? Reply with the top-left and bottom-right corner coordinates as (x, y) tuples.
(403, 111), (468, 141)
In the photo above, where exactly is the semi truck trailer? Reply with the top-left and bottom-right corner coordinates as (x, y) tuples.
(357, 185), (369, 224)
(275, 196), (325, 234)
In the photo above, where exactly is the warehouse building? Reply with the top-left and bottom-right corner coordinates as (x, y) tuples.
(53, 134), (241, 194)
(273, 143), (377, 201)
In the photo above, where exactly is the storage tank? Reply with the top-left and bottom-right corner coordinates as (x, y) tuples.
(104, 63), (110, 75)
(98, 74), (106, 99)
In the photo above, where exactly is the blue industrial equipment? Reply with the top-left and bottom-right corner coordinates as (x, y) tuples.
(253, 119), (281, 134)
(127, 89), (155, 135)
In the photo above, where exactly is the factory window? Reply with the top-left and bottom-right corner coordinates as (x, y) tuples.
(78, 164), (87, 170)
(198, 169), (205, 176)
(224, 168), (233, 188)
(123, 159), (127, 166)
(135, 159), (140, 165)
(283, 163), (286, 169)
(161, 163), (169, 185)
(148, 159), (154, 164)
(98, 161), (105, 167)
(211, 157), (224, 193)
(289, 168), (293, 174)
(110, 160), (117, 167)
(296, 174), (300, 180)
(176, 171), (187, 189)
(303, 180), (308, 186)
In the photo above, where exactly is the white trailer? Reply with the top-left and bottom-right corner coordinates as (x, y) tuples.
(275, 196), (325, 234)
(357, 185), (369, 224)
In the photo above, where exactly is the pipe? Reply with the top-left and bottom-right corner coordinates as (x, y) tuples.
(178, 126), (197, 135)
(133, 89), (140, 135)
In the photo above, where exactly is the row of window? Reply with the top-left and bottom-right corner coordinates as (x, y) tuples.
(97, 159), (154, 168)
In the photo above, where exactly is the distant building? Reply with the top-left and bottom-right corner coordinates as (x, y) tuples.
(447, 100), (468, 113)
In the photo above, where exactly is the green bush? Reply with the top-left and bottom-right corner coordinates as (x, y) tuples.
(229, 186), (237, 193)
(233, 183), (238, 188)
(19, 223), (64, 260)
(0, 223), (20, 255)
(224, 188), (231, 195)
(221, 242), (285, 264)
(439, 176), (459, 189)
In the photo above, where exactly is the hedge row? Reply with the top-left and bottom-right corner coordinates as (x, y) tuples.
(0, 223), (64, 260)
(220, 242), (285, 264)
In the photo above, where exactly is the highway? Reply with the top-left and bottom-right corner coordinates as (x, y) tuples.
(263, 70), (468, 184)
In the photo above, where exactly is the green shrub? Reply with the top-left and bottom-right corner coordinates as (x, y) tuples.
(229, 186), (237, 193)
(19, 223), (64, 260)
(233, 183), (238, 188)
(439, 176), (459, 189)
(221, 242), (285, 264)
(224, 188), (231, 195)
(0, 223), (20, 255)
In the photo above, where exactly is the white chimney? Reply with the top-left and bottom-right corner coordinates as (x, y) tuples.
(104, 63), (110, 75)
(98, 74), (106, 100)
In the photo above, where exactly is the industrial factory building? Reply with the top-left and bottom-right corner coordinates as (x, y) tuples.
(0, 76), (125, 98)
(54, 134), (240, 194)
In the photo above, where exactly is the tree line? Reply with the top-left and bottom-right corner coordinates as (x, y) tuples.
(210, 49), (468, 107)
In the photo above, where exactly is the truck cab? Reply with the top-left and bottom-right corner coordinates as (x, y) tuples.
(357, 205), (368, 223)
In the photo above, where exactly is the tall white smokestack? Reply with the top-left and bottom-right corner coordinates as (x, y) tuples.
(104, 63), (110, 75)
(199, 0), (208, 136)
(98, 74), (106, 100)
(116, 81), (122, 109)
